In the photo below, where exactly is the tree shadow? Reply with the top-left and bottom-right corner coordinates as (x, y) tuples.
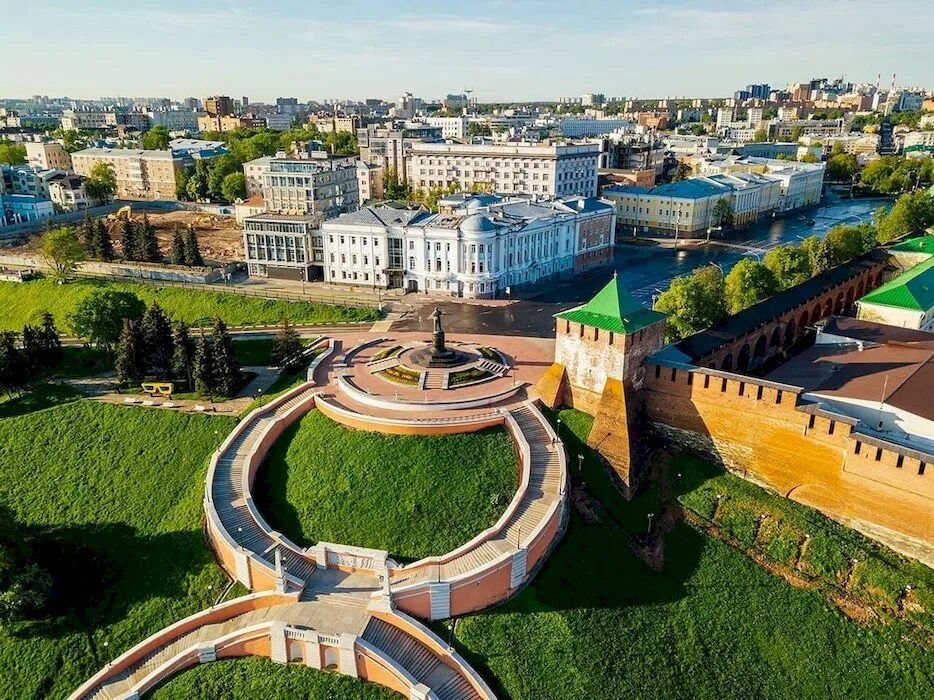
(7, 517), (215, 643)
(0, 383), (84, 419)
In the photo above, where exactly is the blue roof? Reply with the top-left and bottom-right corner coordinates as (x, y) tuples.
(604, 179), (731, 200)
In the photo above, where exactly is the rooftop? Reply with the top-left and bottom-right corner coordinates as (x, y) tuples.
(888, 235), (934, 256)
(72, 147), (177, 160)
(819, 316), (934, 345)
(859, 256), (934, 312)
(555, 274), (666, 335)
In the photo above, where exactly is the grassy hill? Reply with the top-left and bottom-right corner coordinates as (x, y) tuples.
(0, 278), (378, 334)
(255, 410), (518, 560)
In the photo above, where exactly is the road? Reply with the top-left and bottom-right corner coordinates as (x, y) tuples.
(394, 198), (889, 338)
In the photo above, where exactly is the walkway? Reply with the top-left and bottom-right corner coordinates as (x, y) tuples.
(72, 333), (567, 700)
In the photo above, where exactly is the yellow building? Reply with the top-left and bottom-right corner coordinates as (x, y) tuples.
(72, 148), (182, 200)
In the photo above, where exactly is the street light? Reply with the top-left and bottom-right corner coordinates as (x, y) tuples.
(646, 512), (655, 535)
(577, 454), (583, 479)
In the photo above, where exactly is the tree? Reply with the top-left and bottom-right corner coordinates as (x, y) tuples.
(876, 191), (934, 243)
(41, 226), (85, 281)
(80, 210), (96, 258)
(763, 245), (812, 289)
(115, 318), (145, 387)
(654, 265), (727, 342)
(221, 172), (246, 202)
(207, 154), (242, 200)
(0, 331), (27, 397)
(37, 312), (62, 370)
(798, 153), (820, 164)
(193, 332), (216, 397)
(711, 198), (733, 227)
(84, 162), (116, 203)
(790, 126), (804, 142)
(94, 218), (114, 261)
(271, 318), (303, 370)
(467, 122), (492, 137)
(139, 214), (160, 262)
(171, 226), (186, 265)
(826, 153), (857, 181)
(0, 507), (52, 626)
(140, 303), (174, 377)
(383, 167), (412, 200)
(0, 140), (27, 166)
(175, 167), (191, 200)
(671, 162), (692, 182)
(211, 318), (240, 397)
(140, 125), (170, 150)
(120, 218), (139, 261)
(822, 224), (867, 265)
(752, 128), (768, 143)
(799, 235), (822, 274)
(172, 322), (196, 390)
(724, 258), (778, 313)
(813, 237), (835, 274)
(21, 325), (42, 376)
(183, 225), (204, 266)
(70, 288), (145, 349)
(185, 163), (208, 201)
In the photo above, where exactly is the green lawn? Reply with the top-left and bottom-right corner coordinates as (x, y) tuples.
(148, 657), (400, 699)
(0, 278), (379, 334)
(447, 408), (934, 700)
(0, 399), (236, 700)
(254, 411), (517, 560)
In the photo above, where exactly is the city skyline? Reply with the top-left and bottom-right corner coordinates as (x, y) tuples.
(4, 0), (933, 102)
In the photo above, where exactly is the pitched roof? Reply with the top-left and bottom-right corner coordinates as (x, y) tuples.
(888, 235), (934, 256)
(555, 274), (666, 334)
(859, 256), (934, 312)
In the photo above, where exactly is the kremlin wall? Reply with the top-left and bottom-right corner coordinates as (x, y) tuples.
(536, 246), (933, 565)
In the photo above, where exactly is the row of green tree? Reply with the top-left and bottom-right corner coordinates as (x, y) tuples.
(0, 313), (62, 397)
(656, 190), (934, 341)
(113, 301), (241, 397)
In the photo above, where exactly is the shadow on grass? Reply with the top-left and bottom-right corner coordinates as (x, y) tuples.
(9, 517), (212, 643)
(0, 383), (84, 419)
(252, 420), (311, 548)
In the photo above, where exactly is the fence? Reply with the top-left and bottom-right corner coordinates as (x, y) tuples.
(65, 269), (383, 310)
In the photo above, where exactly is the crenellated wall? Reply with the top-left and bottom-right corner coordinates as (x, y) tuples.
(641, 361), (933, 563)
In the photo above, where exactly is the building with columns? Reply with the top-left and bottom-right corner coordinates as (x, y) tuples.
(319, 191), (615, 297)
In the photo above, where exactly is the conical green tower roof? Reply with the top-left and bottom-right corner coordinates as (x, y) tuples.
(555, 273), (666, 334)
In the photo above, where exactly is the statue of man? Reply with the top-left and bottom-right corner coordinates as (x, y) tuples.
(430, 306), (443, 335)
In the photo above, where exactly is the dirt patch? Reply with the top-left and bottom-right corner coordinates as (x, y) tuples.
(8, 210), (243, 262)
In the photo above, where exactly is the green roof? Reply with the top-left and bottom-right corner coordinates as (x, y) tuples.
(888, 235), (934, 256)
(859, 256), (934, 312)
(555, 274), (666, 334)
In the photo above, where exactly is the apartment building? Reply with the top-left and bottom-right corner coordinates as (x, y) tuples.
(423, 116), (468, 140)
(0, 164), (67, 199)
(319, 192), (615, 297)
(406, 142), (601, 197)
(148, 109), (202, 132)
(558, 118), (633, 138)
(309, 115), (361, 134)
(357, 161), (385, 203)
(257, 155), (359, 217)
(357, 123), (443, 179)
(72, 148), (183, 200)
(25, 142), (72, 171)
(769, 118), (846, 140)
(60, 110), (108, 130)
(204, 96), (234, 117)
(243, 156), (274, 197)
(604, 157), (824, 238)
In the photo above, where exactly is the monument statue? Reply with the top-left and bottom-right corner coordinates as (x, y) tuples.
(411, 305), (463, 367)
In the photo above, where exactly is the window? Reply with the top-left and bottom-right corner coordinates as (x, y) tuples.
(408, 256), (416, 270)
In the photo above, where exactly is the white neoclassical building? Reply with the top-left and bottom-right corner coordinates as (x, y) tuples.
(320, 192), (615, 298)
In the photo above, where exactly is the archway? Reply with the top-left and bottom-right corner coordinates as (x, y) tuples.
(784, 319), (797, 346)
(770, 326), (782, 348)
(857, 279), (865, 297)
(844, 287), (855, 313)
(822, 299), (833, 318)
(834, 292), (845, 315)
(737, 344), (751, 373)
(811, 304), (822, 324)
(754, 335), (768, 360)
(721, 354), (734, 372)
(798, 310), (808, 333)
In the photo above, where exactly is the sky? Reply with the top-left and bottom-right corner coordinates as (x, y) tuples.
(2, 0), (932, 102)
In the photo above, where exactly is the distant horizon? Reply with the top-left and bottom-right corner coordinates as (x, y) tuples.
(4, 0), (933, 101)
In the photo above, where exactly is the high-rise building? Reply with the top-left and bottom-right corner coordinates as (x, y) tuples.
(204, 95), (234, 117)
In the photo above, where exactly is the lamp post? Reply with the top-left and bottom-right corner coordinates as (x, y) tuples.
(646, 512), (655, 535)
(577, 454), (583, 479)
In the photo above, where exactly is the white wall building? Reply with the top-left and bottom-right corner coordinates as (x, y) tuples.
(557, 118), (633, 138)
(423, 116), (468, 140)
(406, 142), (600, 197)
(25, 142), (73, 172)
(319, 192), (615, 297)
